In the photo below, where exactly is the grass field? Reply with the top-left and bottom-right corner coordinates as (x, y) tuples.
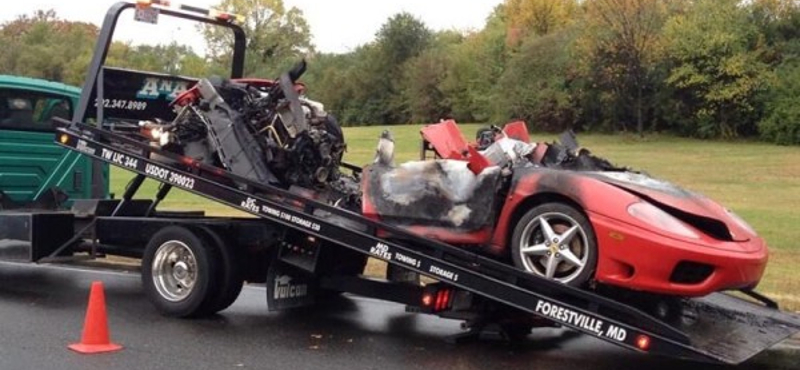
(111, 124), (800, 310)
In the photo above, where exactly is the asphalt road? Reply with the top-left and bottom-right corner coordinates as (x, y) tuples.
(0, 262), (797, 370)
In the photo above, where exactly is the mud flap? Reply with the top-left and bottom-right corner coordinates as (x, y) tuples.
(266, 259), (318, 311)
(676, 293), (800, 364)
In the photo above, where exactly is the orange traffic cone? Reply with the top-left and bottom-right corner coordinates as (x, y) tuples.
(68, 281), (123, 354)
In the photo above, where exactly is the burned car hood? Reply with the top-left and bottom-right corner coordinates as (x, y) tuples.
(586, 171), (750, 242)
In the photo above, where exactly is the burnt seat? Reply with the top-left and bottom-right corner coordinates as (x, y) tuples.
(364, 160), (502, 231)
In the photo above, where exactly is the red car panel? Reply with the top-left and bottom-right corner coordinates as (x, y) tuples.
(420, 119), (469, 160)
(589, 211), (767, 295)
(500, 120), (530, 143)
(591, 172), (752, 243)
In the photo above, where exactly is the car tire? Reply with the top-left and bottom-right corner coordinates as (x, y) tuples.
(511, 202), (598, 287)
(195, 226), (244, 314)
(142, 226), (221, 318)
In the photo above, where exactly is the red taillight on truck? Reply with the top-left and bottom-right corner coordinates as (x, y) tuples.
(436, 289), (452, 311)
(421, 285), (453, 313)
(636, 334), (651, 351)
(422, 293), (433, 307)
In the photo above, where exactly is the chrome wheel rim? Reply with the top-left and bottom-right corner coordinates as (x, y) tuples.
(152, 241), (198, 302)
(518, 212), (590, 284)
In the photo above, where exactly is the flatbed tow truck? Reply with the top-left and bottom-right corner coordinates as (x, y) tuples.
(1, 1), (799, 365)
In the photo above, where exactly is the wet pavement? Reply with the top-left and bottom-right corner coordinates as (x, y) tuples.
(0, 262), (797, 370)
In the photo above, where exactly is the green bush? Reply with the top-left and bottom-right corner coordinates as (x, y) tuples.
(496, 29), (578, 132)
(759, 60), (800, 145)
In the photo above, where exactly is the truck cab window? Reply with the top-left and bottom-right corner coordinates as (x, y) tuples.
(0, 89), (72, 132)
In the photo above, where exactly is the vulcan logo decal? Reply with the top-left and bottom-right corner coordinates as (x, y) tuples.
(273, 275), (308, 300)
(136, 78), (190, 100)
(75, 139), (96, 156)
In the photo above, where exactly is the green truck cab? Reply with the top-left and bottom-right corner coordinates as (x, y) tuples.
(0, 75), (108, 207)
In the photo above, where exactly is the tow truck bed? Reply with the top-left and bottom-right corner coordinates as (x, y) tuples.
(55, 121), (800, 365)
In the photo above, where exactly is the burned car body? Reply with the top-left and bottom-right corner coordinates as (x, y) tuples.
(138, 61), (767, 298)
(362, 120), (767, 297)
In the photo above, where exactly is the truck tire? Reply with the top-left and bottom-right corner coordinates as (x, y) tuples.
(195, 226), (244, 313)
(142, 225), (221, 318)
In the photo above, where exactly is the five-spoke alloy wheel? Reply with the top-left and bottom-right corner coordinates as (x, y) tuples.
(511, 203), (598, 287)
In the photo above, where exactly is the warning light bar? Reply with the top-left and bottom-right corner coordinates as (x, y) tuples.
(136, 0), (245, 24)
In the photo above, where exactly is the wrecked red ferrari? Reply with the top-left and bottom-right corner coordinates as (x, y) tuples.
(362, 120), (768, 297)
(138, 60), (766, 298)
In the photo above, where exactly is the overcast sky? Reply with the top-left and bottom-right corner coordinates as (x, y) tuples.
(1, 0), (503, 54)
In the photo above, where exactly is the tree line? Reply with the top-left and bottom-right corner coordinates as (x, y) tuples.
(3, 0), (800, 144)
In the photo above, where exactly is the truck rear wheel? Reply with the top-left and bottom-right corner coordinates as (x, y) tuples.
(195, 226), (244, 313)
(142, 225), (221, 318)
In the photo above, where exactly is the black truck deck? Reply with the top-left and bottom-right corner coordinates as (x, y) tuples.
(55, 120), (800, 365)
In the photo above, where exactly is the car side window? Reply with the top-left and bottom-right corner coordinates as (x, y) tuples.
(0, 89), (73, 132)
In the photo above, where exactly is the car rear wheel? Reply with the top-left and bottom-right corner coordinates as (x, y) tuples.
(511, 203), (597, 287)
